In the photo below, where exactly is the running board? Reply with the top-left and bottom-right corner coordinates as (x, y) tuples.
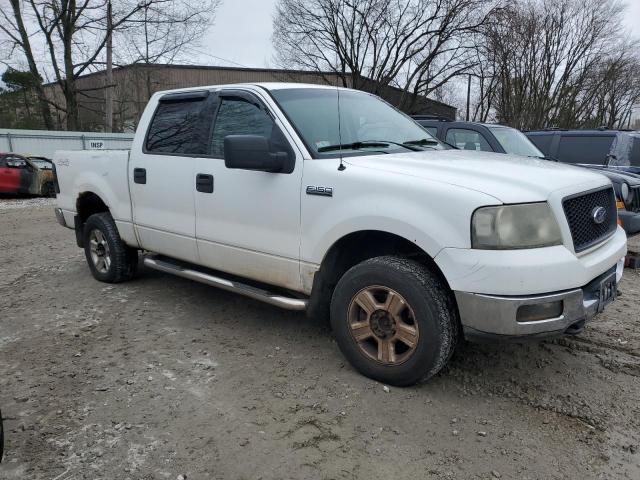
(143, 256), (308, 311)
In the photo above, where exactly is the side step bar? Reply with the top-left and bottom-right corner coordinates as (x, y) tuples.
(143, 256), (308, 311)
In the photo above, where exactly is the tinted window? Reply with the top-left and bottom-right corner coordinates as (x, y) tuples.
(631, 136), (640, 167)
(146, 98), (211, 154)
(210, 98), (274, 158)
(445, 128), (492, 151)
(423, 126), (438, 137)
(2, 156), (27, 168)
(527, 134), (554, 155)
(556, 135), (614, 164)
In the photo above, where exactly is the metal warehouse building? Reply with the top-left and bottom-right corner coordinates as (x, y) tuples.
(42, 64), (457, 132)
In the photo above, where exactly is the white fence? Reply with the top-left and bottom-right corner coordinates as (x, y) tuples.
(0, 129), (134, 158)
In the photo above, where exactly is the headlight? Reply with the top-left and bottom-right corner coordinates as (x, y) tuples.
(620, 182), (630, 203)
(472, 203), (563, 249)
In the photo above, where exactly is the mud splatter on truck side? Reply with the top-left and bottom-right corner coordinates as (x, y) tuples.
(0, 154), (55, 197)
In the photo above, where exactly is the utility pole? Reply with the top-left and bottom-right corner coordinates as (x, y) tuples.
(105, 0), (113, 132)
(465, 74), (471, 122)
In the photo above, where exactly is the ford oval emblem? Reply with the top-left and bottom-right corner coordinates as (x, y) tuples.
(592, 206), (607, 225)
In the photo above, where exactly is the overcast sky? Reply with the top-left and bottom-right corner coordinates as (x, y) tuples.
(200, 0), (640, 69)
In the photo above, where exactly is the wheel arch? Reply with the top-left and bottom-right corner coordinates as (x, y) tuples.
(74, 191), (110, 247)
(306, 229), (451, 322)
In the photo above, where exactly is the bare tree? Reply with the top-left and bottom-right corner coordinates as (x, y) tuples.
(0, 0), (55, 128)
(115, 0), (218, 102)
(0, 0), (218, 130)
(471, 0), (637, 130)
(273, 0), (498, 112)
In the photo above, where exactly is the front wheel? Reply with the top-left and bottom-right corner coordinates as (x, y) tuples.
(330, 256), (459, 386)
(83, 212), (138, 283)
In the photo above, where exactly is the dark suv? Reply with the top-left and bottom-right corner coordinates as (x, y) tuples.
(413, 116), (545, 158)
(525, 130), (640, 235)
(525, 129), (640, 175)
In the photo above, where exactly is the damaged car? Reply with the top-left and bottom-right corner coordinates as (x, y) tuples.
(0, 153), (55, 197)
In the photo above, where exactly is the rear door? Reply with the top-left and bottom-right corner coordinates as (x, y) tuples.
(129, 91), (215, 263)
(0, 157), (20, 193)
(193, 89), (304, 291)
(0, 156), (27, 194)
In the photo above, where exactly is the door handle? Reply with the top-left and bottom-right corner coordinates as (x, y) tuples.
(133, 168), (146, 184)
(196, 173), (214, 193)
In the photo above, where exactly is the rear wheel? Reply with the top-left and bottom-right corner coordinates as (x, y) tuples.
(43, 181), (56, 197)
(330, 256), (459, 386)
(83, 212), (138, 283)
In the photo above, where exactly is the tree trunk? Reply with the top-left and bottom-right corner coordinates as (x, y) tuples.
(9, 0), (54, 129)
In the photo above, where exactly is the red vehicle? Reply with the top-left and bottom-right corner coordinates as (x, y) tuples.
(0, 153), (55, 196)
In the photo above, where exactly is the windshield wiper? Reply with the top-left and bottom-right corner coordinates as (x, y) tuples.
(318, 141), (390, 153)
(404, 138), (440, 147)
(366, 140), (423, 151)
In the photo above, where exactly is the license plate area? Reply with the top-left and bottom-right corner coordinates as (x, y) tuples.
(597, 273), (617, 313)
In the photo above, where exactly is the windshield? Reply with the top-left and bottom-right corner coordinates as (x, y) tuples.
(28, 158), (53, 169)
(270, 88), (446, 158)
(488, 126), (544, 158)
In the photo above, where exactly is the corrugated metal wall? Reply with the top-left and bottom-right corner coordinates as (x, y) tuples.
(42, 65), (457, 131)
(0, 129), (133, 158)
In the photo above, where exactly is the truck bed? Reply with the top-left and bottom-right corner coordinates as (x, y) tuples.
(53, 149), (133, 228)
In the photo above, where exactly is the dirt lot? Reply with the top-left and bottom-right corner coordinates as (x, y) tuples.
(0, 199), (639, 480)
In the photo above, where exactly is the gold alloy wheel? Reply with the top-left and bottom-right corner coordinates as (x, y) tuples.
(347, 286), (419, 365)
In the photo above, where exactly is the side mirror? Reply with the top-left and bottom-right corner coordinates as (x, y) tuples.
(224, 135), (288, 173)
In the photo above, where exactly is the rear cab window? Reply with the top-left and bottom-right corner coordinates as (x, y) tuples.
(145, 92), (213, 155)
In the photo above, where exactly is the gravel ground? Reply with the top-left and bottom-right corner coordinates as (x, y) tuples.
(0, 203), (639, 480)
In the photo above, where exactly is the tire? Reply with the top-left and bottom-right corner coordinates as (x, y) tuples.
(43, 181), (56, 197)
(83, 212), (138, 283)
(330, 256), (459, 387)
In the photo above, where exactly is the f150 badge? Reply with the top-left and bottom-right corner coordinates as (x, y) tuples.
(306, 186), (333, 197)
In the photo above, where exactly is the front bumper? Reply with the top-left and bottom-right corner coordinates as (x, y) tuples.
(54, 207), (67, 227)
(456, 259), (624, 341)
(618, 209), (640, 237)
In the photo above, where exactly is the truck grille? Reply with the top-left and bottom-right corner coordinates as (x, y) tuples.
(629, 186), (640, 212)
(563, 187), (617, 253)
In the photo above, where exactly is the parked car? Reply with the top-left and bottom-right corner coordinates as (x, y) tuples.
(526, 129), (640, 175)
(525, 130), (640, 236)
(0, 153), (56, 196)
(412, 116), (545, 158)
(53, 84), (626, 386)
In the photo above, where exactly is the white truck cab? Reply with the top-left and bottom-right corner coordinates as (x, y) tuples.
(53, 83), (627, 386)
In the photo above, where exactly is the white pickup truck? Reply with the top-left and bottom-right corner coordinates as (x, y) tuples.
(53, 83), (627, 386)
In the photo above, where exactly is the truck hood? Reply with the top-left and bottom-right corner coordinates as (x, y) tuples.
(344, 149), (611, 203)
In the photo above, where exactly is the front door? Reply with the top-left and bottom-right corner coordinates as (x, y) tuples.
(130, 91), (214, 263)
(0, 156), (23, 194)
(194, 89), (304, 292)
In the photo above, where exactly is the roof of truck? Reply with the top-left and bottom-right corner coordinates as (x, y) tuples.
(153, 82), (358, 97)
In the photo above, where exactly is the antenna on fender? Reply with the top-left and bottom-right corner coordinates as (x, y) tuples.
(337, 64), (346, 171)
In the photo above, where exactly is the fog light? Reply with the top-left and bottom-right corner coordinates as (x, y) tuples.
(517, 301), (563, 322)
